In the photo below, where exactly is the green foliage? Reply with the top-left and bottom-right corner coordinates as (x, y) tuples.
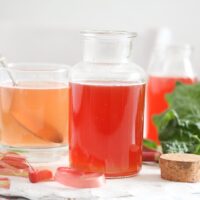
(153, 82), (200, 154)
(143, 139), (158, 151)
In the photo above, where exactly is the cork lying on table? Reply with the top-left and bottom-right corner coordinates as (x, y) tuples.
(159, 153), (200, 183)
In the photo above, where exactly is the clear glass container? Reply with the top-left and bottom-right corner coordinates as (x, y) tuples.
(0, 63), (70, 163)
(69, 30), (146, 178)
(146, 45), (197, 143)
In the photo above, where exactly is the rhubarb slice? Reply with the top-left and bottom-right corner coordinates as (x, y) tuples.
(28, 167), (53, 183)
(0, 152), (28, 177)
(12, 111), (63, 143)
(0, 177), (10, 189)
(55, 167), (105, 188)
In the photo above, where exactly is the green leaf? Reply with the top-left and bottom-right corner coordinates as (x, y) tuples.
(166, 82), (200, 120)
(153, 82), (200, 154)
(143, 139), (157, 151)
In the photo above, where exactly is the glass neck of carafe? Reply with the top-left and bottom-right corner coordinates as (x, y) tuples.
(82, 31), (136, 64)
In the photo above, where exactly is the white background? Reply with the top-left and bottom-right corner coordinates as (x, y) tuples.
(0, 0), (199, 74)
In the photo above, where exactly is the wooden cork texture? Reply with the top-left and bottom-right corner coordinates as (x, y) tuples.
(159, 153), (200, 183)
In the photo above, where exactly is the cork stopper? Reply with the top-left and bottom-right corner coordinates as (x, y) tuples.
(159, 153), (200, 183)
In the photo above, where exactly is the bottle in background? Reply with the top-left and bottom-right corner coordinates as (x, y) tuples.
(146, 44), (197, 143)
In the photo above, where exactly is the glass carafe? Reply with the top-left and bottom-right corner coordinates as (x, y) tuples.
(69, 30), (146, 178)
(146, 45), (197, 143)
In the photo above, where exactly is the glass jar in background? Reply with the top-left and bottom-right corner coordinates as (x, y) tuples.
(146, 45), (197, 143)
(0, 63), (70, 163)
(69, 30), (146, 178)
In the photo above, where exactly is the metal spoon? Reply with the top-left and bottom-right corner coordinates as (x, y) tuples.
(0, 56), (17, 86)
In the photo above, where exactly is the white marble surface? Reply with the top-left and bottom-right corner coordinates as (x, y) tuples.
(0, 162), (200, 200)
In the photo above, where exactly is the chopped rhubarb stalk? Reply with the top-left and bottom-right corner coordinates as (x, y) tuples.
(143, 146), (157, 152)
(55, 167), (105, 188)
(0, 168), (28, 177)
(1, 154), (29, 169)
(4, 152), (26, 160)
(0, 160), (28, 177)
(0, 152), (29, 177)
(0, 153), (4, 159)
(142, 151), (161, 162)
(0, 177), (10, 189)
(28, 168), (53, 183)
(0, 152), (52, 182)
